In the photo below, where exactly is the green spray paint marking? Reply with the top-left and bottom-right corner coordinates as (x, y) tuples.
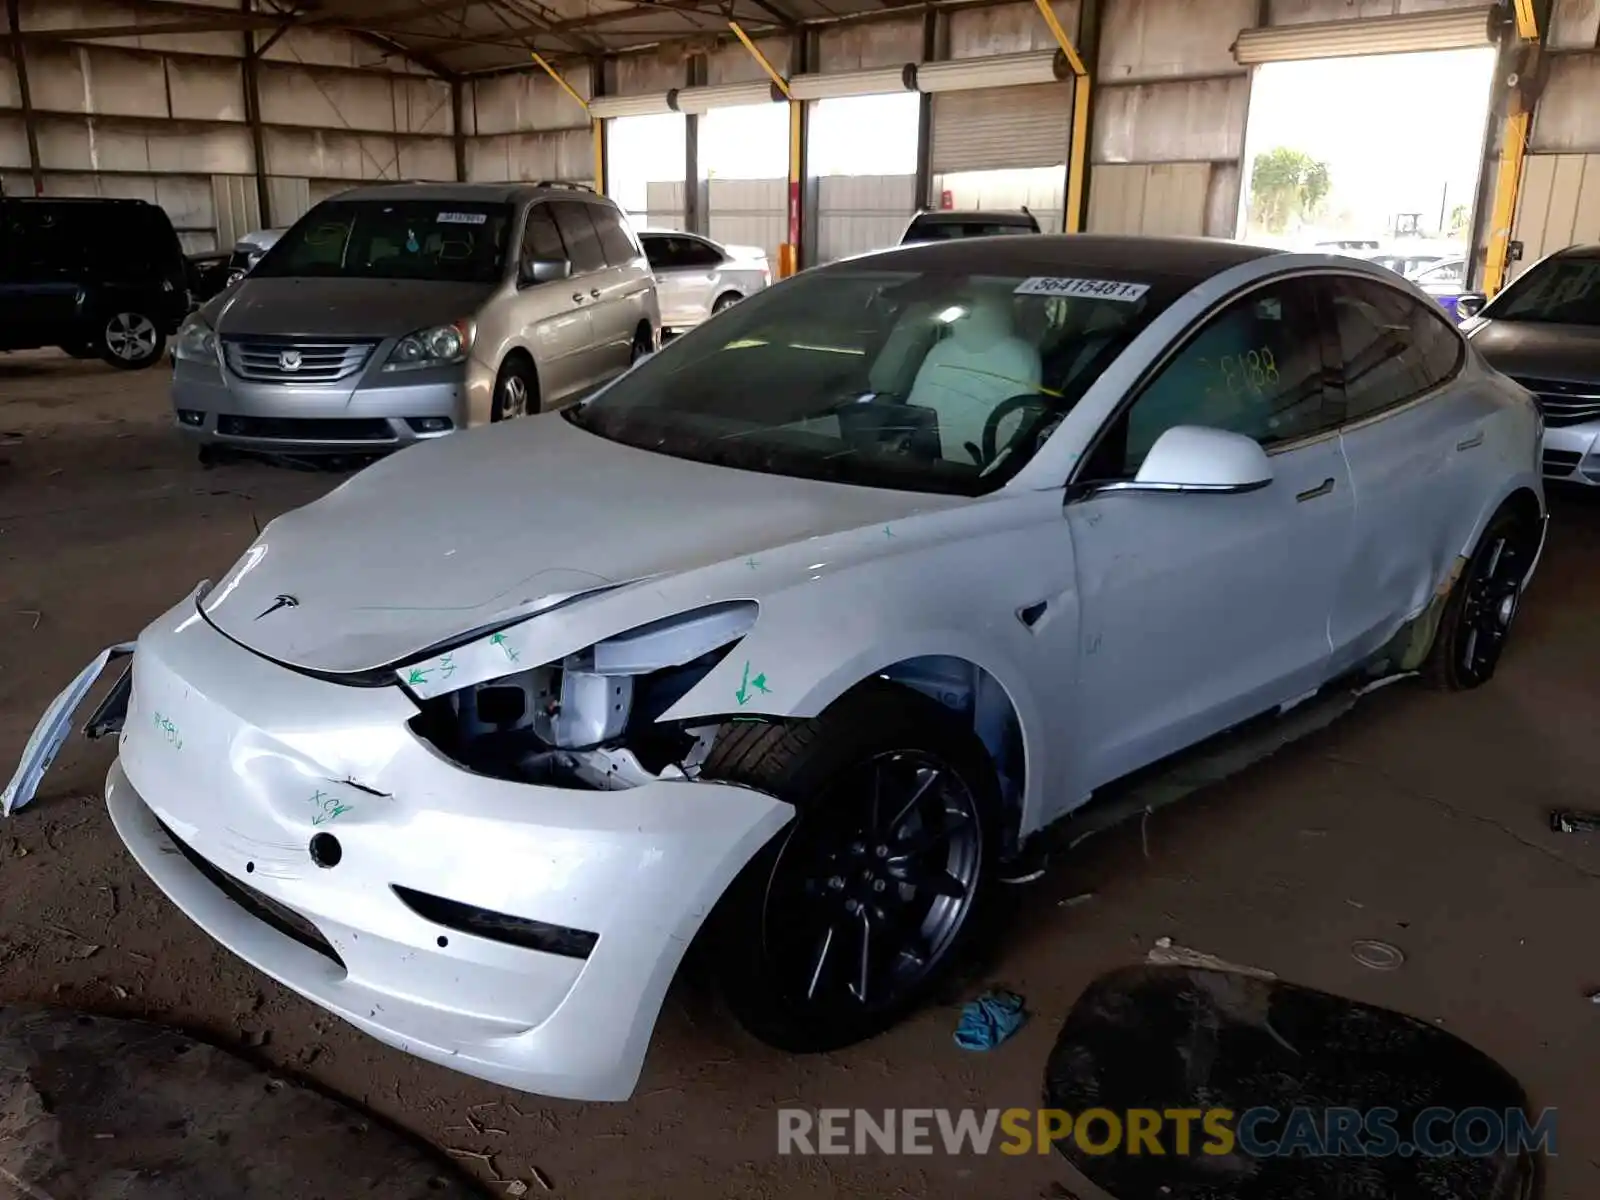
(734, 660), (772, 707)
(489, 632), (520, 663)
(406, 667), (431, 686)
(883, 525), (896, 539)
(152, 711), (183, 751)
(745, 556), (760, 570)
(307, 788), (352, 826)
(438, 653), (458, 680)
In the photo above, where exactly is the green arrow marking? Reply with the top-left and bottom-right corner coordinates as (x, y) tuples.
(884, 525), (896, 539)
(489, 632), (519, 662)
(406, 667), (430, 686)
(736, 662), (771, 707)
(745, 556), (760, 570)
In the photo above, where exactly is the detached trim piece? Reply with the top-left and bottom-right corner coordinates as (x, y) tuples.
(391, 886), (599, 960)
(1233, 7), (1498, 65)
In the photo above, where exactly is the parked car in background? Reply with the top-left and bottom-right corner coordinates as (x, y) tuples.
(186, 249), (235, 306)
(899, 208), (1042, 245)
(170, 181), (659, 461)
(226, 227), (286, 287)
(638, 230), (770, 334)
(0, 197), (189, 369)
(1408, 256), (1470, 321)
(1460, 243), (1600, 487)
(70, 235), (1543, 1105)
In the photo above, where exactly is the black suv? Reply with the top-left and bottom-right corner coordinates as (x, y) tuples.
(0, 197), (191, 369)
(898, 208), (1043, 245)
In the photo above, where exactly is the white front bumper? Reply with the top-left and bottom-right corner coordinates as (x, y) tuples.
(106, 598), (792, 1101)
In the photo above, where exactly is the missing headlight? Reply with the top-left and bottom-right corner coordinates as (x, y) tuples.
(408, 602), (756, 789)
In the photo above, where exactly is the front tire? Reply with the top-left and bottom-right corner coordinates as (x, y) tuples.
(1423, 506), (1540, 690)
(489, 356), (538, 422)
(99, 312), (165, 370)
(702, 682), (1000, 1053)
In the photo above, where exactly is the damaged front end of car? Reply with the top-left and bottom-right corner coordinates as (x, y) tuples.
(397, 600), (759, 792)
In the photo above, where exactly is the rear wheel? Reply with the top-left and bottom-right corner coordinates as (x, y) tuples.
(630, 324), (653, 364)
(1423, 506), (1540, 690)
(703, 682), (1000, 1052)
(490, 356), (538, 422)
(712, 291), (742, 315)
(99, 312), (165, 370)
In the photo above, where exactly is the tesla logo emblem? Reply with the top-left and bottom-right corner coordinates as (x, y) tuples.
(255, 594), (299, 620)
(279, 349), (303, 372)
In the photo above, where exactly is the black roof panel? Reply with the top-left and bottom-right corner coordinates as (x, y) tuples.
(823, 234), (1284, 286)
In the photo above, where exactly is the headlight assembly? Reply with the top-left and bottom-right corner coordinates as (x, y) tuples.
(173, 315), (217, 363)
(383, 320), (474, 372)
(405, 602), (758, 782)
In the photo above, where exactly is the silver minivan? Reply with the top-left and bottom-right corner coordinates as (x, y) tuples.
(171, 182), (660, 458)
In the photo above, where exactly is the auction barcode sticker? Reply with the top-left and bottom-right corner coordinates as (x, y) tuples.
(1014, 277), (1150, 302)
(437, 212), (488, 225)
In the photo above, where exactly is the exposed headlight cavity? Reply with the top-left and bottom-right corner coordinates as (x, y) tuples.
(409, 602), (757, 787)
(383, 320), (473, 372)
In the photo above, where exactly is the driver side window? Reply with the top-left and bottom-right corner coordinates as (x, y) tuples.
(1091, 279), (1336, 479)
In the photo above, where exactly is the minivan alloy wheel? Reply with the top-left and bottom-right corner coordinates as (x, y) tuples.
(105, 313), (159, 363)
(498, 373), (528, 419)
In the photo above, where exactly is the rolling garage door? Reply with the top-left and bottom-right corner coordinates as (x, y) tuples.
(1232, 6), (1497, 64)
(929, 82), (1074, 174)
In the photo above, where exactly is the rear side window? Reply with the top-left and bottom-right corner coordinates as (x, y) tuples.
(550, 202), (606, 273)
(1, 207), (83, 280)
(590, 205), (640, 268)
(676, 237), (723, 267)
(1323, 277), (1463, 421)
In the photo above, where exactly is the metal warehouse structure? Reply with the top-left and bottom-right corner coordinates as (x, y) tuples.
(3, 0), (1598, 291)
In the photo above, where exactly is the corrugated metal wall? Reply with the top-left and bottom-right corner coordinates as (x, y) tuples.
(0, 3), (458, 249)
(1510, 14), (1600, 275)
(708, 178), (787, 262)
(814, 175), (917, 261)
(1088, 0), (1254, 238)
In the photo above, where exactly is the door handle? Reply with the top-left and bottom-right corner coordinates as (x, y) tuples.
(1456, 430), (1484, 451)
(571, 292), (585, 303)
(1296, 477), (1336, 502)
(590, 288), (601, 299)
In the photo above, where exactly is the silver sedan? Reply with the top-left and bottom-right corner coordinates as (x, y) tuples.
(639, 230), (771, 334)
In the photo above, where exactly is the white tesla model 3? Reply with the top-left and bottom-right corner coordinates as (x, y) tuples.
(15, 235), (1546, 1102)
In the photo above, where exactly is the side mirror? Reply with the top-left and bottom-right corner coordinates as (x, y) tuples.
(521, 257), (572, 286)
(1127, 426), (1273, 494)
(1455, 292), (1487, 320)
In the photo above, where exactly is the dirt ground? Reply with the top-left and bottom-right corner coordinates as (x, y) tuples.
(1, 352), (1597, 1200)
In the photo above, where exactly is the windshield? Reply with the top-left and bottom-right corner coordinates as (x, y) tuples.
(904, 220), (1035, 242)
(252, 200), (512, 284)
(1486, 256), (1600, 325)
(564, 266), (1175, 496)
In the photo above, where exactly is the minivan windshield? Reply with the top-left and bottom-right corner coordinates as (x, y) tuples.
(1486, 256), (1600, 326)
(564, 266), (1177, 496)
(251, 200), (513, 284)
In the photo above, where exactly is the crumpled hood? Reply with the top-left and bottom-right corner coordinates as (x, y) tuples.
(1472, 320), (1600, 385)
(207, 277), (497, 339)
(202, 413), (955, 674)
